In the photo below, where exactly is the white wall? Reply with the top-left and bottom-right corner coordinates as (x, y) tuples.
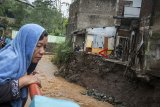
(12, 30), (65, 43)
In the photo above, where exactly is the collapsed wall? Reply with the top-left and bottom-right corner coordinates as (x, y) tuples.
(57, 52), (160, 107)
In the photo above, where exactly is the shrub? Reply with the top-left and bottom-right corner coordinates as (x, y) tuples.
(52, 41), (73, 65)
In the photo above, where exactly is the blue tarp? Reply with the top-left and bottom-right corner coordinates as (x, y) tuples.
(30, 95), (80, 107)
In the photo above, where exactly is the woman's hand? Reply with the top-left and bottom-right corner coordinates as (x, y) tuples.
(32, 70), (40, 75)
(19, 74), (41, 89)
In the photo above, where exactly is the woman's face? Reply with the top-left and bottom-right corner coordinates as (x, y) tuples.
(32, 36), (48, 63)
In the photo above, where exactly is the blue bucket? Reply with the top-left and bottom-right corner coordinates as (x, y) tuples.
(29, 95), (80, 107)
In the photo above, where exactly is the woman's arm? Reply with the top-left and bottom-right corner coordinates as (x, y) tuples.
(0, 80), (20, 103)
(19, 74), (40, 89)
(0, 74), (40, 103)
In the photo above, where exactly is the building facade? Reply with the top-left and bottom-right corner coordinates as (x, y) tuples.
(114, 0), (160, 77)
(67, 0), (117, 36)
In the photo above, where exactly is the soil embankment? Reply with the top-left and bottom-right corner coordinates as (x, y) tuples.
(58, 53), (160, 107)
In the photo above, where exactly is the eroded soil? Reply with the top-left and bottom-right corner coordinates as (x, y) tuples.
(25, 55), (112, 107)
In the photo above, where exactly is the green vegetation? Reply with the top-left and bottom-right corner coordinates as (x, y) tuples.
(0, 0), (67, 36)
(151, 32), (160, 39)
(53, 41), (73, 65)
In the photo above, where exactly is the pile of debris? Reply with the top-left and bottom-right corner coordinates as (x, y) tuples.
(81, 88), (127, 107)
(56, 52), (160, 107)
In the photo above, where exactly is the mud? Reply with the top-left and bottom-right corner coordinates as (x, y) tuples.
(58, 53), (160, 107)
(25, 55), (112, 107)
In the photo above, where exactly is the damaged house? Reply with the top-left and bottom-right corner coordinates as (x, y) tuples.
(67, 0), (117, 54)
(85, 27), (116, 55)
(113, 0), (160, 77)
(67, 0), (160, 77)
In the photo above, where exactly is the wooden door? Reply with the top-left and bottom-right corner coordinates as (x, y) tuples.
(104, 37), (108, 55)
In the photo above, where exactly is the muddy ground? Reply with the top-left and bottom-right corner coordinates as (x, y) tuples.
(25, 55), (112, 107)
(58, 53), (160, 107)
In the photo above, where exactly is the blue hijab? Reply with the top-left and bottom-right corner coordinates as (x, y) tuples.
(0, 24), (45, 107)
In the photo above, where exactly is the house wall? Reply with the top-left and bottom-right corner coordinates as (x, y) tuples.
(67, 0), (117, 36)
(108, 37), (115, 50)
(77, 0), (117, 29)
(124, 0), (142, 18)
(152, 0), (160, 32)
(67, 0), (79, 36)
(113, 0), (160, 74)
(140, 0), (153, 19)
(84, 27), (116, 54)
(145, 0), (160, 71)
(85, 34), (93, 48)
(73, 34), (85, 50)
(91, 36), (114, 54)
(86, 27), (116, 48)
(93, 35), (104, 48)
(115, 0), (124, 25)
(134, 0), (160, 73)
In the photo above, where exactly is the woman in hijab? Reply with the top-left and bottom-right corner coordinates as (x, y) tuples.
(0, 24), (48, 107)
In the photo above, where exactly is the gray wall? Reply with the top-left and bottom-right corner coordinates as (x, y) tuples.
(67, 0), (117, 36)
(139, 0), (160, 72)
(67, 1), (80, 36)
(77, 0), (116, 29)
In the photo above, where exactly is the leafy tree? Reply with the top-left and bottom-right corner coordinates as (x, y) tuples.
(22, 0), (65, 36)
(0, 0), (67, 36)
(0, 0), (29, 28)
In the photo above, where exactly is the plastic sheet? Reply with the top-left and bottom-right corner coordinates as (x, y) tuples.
(29, 95), (80, 107)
